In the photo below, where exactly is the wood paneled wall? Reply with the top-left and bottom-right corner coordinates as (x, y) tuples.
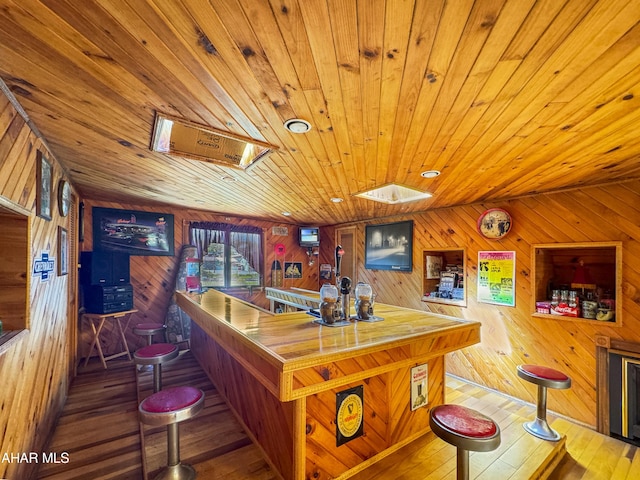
(319, 181), (640, 428)
(79, 201), (321, 355)
(0, 94), (77, 480)
(84, 180), (640, 429)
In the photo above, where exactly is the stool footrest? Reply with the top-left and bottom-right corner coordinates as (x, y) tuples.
(523, 418), (562, 442)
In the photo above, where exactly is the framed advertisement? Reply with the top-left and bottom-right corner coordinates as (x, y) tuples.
(58, 226), (68, 276)
(92, 207), (174, 256)
(477, 251), (516, 306)
(411, 364), (428, 411)
(36, 150), (53, 221)
(336, 385), (364, 446)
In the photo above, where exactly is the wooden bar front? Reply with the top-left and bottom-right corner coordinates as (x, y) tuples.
(176, 290), (481, 480)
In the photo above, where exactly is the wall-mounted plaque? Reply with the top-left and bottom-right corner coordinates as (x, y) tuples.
(336, 385), (364, 446)
(411, 364), (428, 411)
(150, 112), (278, 171)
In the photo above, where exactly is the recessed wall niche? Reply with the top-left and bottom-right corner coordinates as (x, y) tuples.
(0, 200), (31, 338)
(421, 248), (466, 307)
(532, 242), (622, 326)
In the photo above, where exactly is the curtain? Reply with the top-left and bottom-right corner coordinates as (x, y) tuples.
(190, 227), (225, 259)
(230, 231), (261, 272)
(189, 222), (263, 286)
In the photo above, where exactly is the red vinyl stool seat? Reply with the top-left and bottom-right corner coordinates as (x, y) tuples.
(517, 364), (571, 441)
(133, 322), (167, 346)
(139, 386), (205, 480)
(134, 343), (179, 393)
(429, 404), (501, 480)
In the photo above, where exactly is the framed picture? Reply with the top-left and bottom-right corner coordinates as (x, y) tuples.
(425, 255), (443, 279)
(58, 226), (68, 276)
(36, 150), (53, 221)
(92, 207), (175, 256)
(364, 220), (413, 271)
(477, 251), (516, 306)
(284, 262), (302, 279)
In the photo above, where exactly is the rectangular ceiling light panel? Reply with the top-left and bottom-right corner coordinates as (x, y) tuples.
(354, 183), (432, 204)
(150, 112), (278, 171)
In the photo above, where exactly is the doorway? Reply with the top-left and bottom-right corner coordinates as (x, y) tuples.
(335, 226), (357, 283)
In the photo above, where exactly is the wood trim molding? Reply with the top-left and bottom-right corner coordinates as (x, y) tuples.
(596, 337), (610, 435)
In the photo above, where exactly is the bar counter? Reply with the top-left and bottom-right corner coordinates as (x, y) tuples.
(176, 289), (481, 480)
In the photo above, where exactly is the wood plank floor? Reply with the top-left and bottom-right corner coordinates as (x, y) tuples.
(36, 352), (640, 479)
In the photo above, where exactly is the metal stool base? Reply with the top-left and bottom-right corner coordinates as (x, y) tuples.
(523, 418), (561, 441)
(152, 462), (196, 480)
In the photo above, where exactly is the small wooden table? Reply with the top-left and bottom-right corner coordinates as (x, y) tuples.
(83, 309), (138, 369)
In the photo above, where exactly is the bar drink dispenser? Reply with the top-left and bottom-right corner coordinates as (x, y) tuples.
(339, 276), (352, 320)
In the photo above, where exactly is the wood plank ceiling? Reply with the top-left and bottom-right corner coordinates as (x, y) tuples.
(1, 0), (639, 225)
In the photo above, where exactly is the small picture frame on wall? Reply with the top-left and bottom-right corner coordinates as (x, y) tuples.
(284, 262), (302, 279)
(36, 150), (53, 221)
(425, 255), (443, 279)
(58, 226), (68, 276)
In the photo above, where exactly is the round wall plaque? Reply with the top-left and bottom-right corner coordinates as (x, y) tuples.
(477, 208), (512, 239)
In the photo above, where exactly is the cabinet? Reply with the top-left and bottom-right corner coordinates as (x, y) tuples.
(531, 242), (622, 326)
(421, 248), (466, 307)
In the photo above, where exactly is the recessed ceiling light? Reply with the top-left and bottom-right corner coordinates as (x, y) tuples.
(220, 175), (237, 182)
(330, 197), (343, 203)
(421, 170), (441, 178)
(282, 211), (291, 216)
(284, 118), (312, 134)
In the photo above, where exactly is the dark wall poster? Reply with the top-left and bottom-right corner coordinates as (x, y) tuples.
(336, 385), (364, 446)
(92, 207), (175, 256)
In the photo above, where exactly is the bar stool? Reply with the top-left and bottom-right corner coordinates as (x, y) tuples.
(134, 343), (179, 393)
(429, 404), (501, 480)
(134, 322), (167, 373)
(517, 364), (571, 441)
(139, 386), (205, 480)
(134, 322), (167, 346)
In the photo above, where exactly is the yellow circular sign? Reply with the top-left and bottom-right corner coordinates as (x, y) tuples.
(337, 393), (363, 438)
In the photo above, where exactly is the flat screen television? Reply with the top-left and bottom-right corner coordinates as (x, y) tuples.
(299, 226), (320, 247)
(364, 220), (413, 271)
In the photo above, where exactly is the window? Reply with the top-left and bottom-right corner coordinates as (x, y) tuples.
(190, 222), (263, 289)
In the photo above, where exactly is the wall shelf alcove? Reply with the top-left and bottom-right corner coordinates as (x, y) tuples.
(531, 242), (622, 326)
(421, 248), (466, 307)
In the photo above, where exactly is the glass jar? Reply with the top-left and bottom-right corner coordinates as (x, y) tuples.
(320, 284), (338, 324)
(354, 283), (373, 320)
